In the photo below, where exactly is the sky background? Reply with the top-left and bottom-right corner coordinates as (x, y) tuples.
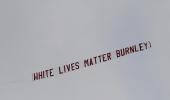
(0, 0), (170, 100)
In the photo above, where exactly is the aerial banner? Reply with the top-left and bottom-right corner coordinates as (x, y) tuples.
(0, 0), (169, 100)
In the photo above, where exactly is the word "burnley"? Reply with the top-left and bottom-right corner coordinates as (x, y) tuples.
(116, 41), (151, 58)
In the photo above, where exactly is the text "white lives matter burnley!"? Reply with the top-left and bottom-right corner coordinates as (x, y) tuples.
(32, 41), (152, 81)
